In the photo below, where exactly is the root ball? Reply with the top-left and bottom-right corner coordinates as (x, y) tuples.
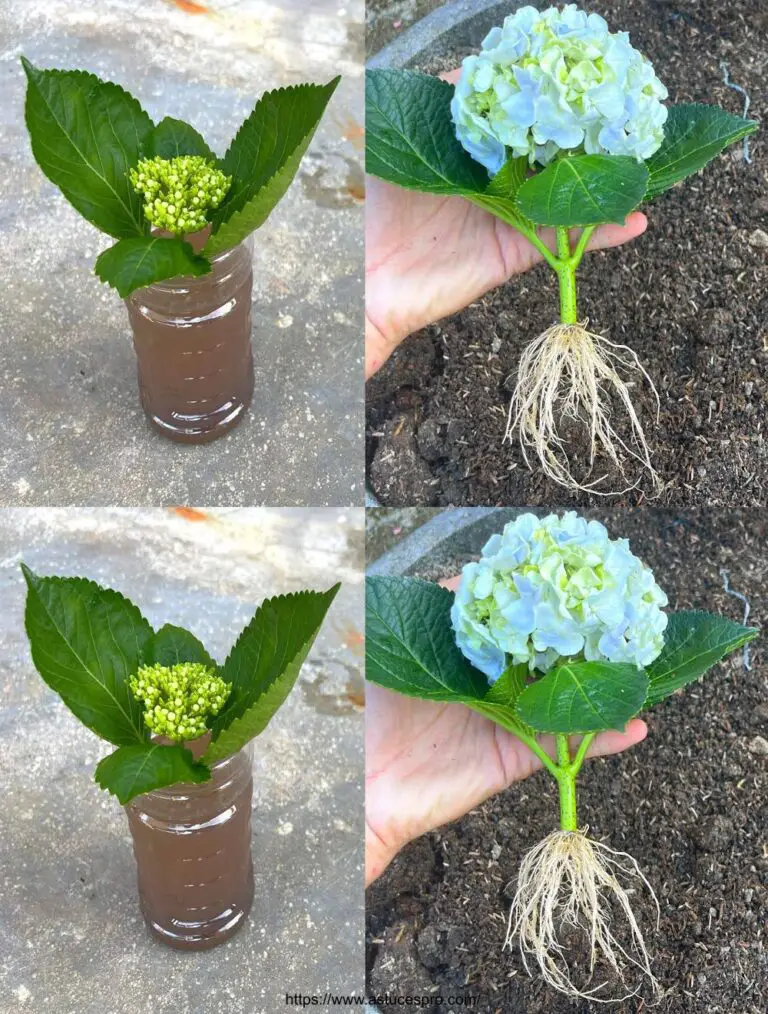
(505, 321), (662, 495)
(505, 828), (661, 1002)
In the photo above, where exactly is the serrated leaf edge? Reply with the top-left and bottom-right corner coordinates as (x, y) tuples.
(21, 563), (151, 744)
(94, 743), (211, 804)
(21, 57), (152, 238)
(205, 78), (340, 255)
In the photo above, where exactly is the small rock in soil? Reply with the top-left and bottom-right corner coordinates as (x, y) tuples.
(370, 416), (438, 506)
(369, 923), (426, 999)
(417, 417), (446, 462)
(417, 925), (447, 969)
(695, 307), (734, 346)
(695, 814), (735, 852)
(747, 228), (768, 249)
(746, 734), (768, 756)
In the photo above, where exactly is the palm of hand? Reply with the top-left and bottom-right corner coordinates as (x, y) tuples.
(365, 681), (647, 883)
(364, 176), (646, 378)
(365, 179), (538, 376)
(365, 683), (541, 871)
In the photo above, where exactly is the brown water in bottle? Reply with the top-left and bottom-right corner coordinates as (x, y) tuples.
(126, 235), (254, 444)
(125, 742), (254, 950)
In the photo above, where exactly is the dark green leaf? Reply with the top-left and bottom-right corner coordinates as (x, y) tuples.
(516, 154), (648, 227)
(21, 57), (152, 238)
(515, 660), (649, 734)
(146, 116), (217, 161)
(485, 156), (528, 200)
(95, 743), (210, 804)
(365, 69), (489, 195)
(484, 663), (528, 707)
(468, 663), (536, 739)
(645, 610), (759, 706)
(365, 576), (489, 701)
(94, 236), (211, 297)
(205, 78), (340, 255)
(645, 104), (759, 200)
(144, 624), (218, 670)
(22, 564), (152, 745)
(471, 155), (535, 231)
(204, 584), (340, 762)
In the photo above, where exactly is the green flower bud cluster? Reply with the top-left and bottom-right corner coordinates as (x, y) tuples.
(129, 155), (232, 236)
(129, 662), (230, 742)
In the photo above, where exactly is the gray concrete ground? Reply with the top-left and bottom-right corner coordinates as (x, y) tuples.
(0, 507), (365, 1014)
(0, 1), (364, 507)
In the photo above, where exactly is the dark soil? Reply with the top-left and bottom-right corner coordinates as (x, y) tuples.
(366, 508), (768, 1013)
(366, 0), (768, 507)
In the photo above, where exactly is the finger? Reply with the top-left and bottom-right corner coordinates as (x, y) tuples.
(438, 575), (461, 591)
(586, 211), (648, 252)
(439, 69), (461, 85)
(365, 312), (398, 380)
(586, 718), (648, 759)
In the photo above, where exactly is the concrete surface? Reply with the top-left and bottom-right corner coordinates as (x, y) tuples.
(367, 0), (509, 65)
(0, 507), (365, 1014)
(0, 0), (364, 507)
(367, 507), (524, 578)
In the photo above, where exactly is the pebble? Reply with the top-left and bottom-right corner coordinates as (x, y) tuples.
(695, 814), (734, 852)
(747, 735), (768, 756)
(748, 228), (768, 248)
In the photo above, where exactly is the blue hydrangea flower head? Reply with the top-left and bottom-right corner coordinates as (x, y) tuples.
(451, 511), (668, 682)
(451, 4), (669, 174)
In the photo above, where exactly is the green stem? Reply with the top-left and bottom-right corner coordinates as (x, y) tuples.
(555, 227), (577, 324)
(570, 224), (596, 266)
(555, 735), (577, 829)
(570, 731), (596, 774)
(557, 768), (578, 831)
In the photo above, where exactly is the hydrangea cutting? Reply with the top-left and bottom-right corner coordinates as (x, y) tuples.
(365, 512), (758, 1001)
(22, 564), (339, 804)
(21, 57), (339, 297)
(365, 4), (758, 494)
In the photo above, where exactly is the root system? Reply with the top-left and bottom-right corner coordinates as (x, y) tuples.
(505, 828), (661, 1002)
(505, 321), (662, 496)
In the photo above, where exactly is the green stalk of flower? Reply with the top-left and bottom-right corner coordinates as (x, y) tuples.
(129, 662), (230, 742)
(129, 155), (232, 237)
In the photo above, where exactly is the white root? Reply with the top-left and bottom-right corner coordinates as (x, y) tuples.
(504, 321), (662, 496)
(505, 828), (662, 1002)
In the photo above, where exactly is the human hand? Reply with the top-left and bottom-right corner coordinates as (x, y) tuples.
(364, 70), (648, 380)
(365, 576), (648, 885)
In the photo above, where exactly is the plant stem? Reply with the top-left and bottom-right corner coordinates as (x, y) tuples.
(554, 734), (577, 829)
(570, 732), (596, 774)
(555, 227), (578, 324)
(557, 768), (578, 831)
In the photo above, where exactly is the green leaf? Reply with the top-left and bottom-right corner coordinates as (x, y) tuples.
(485, 155), (528, 200)
(204, 584), (340, 763)
(205, 77), (340, 256)
(365, 69), (489, 196)
(516, 154), (649, 227)
(21, 57), (152, 238)
(484, 663), (528, 707)
(468, 662), (536, 739)
(94, 236), (211, 297)
(144, 624), (218, 670)
(365, 576), (489, 701)
(645, 103), (759, 200)
(645, 610), (759, 706)
(471, 155), (535, 232)
(146, 116), (217, 161)
(95, 743), (210, 804)
(515, 660), (649, 734)
(22, 564), (152, 745)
